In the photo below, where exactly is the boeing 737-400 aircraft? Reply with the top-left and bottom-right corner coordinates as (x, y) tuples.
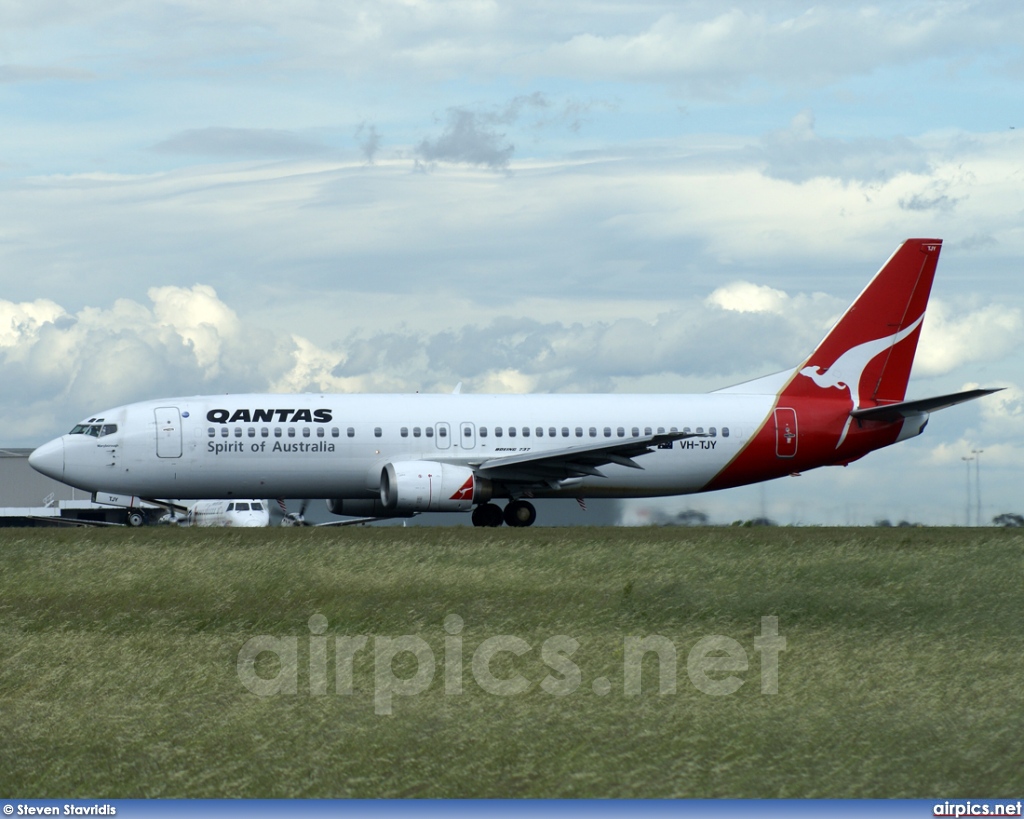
(29, 239), (999, 527)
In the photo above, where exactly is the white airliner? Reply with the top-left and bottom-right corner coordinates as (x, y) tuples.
(183, 499), (271, 527)
(29, 239), (999, 527)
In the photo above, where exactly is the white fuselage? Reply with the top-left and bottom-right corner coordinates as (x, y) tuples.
(32, 391), (778, 501)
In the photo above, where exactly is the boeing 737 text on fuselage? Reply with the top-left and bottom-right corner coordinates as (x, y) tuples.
(29, 239), (999, 527)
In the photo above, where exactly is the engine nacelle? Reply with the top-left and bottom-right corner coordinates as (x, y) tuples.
(326, 499), (415, 518)
(380, 461), (491, 513)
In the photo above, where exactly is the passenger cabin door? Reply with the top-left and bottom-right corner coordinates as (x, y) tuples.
(774, 407), (798, 458)
(155, 407), (183, 458)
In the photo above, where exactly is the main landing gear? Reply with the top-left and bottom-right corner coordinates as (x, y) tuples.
(471, 500), (537, 528)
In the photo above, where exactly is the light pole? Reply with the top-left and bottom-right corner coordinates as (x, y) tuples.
(972, 449), (984, 526)
(962, 456), (974, 526)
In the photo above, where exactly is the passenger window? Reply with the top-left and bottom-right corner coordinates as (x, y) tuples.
(722, 427), (730, 438)
(522, 427), (530, 437)
(508, 427), (516, 438)
(288, 427), (296, 438)
(644, 427), (652, 435)
(346, 427), (354, 438)
(316, 427), (325, 438)
(575, 427), (583, 437)
(221, 427), (229, 438)
(617, 427), (625, 437)
(208, 428), (215, 438)
(439, 427), (447, 438)
(302, 427), (310, 438)
(657, 427), (665, 434)
(330, 427), (339, 438)
(480, 427), (488, 437)
(696, 427), (704, 434)
(548, 427), (555, 437)
(589, 427), (597, 437)
(464, 427), (472, 437)
(374, 427), (382, 438)
(425, 427), (433, 438)
(495, 427), (503, 438)
(709, 427), (717, 437)
(683, 427), (691, 434)
(401, 427), (409, 438)
(562, 427), (569, 437)
(603, 427), (611, 437)
(234, 427), (242, 438)
(274, 428), (282, 438)
(248, 428), (255, 438)
(414, 427), (422, 437)
(261, 428), (269, 438)
(631, 427), (639, 437)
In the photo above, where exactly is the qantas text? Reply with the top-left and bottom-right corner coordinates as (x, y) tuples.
(207, 408), (333, 424)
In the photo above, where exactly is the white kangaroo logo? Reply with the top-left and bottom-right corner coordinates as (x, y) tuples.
(799, 314), (923, 447)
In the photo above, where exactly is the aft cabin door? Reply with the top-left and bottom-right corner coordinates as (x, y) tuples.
(155, 407), (183, 458)
(774, 407), (798, 458)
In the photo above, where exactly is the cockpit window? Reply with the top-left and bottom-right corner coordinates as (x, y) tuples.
(69, 423), (118, 438)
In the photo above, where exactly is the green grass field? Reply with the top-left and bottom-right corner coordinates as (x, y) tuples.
(1, 525), (1021, 798)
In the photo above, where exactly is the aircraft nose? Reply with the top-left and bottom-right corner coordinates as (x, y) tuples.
(29, 438), (65, 481)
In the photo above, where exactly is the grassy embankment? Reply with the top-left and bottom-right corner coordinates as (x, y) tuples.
(1, 526), (1021, 797)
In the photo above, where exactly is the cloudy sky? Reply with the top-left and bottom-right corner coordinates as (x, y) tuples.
(2, 1), (1023, 525)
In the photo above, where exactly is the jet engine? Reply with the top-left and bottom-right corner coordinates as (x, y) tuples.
(380, 461), (491, 513)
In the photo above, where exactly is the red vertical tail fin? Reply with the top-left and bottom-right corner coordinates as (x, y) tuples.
(787, 239), (941, 408)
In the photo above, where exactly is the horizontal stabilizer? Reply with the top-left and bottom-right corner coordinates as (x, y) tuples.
(850, 388), (1003, 422)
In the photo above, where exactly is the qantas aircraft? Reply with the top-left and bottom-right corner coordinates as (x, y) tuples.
(29, 239), (998, 527)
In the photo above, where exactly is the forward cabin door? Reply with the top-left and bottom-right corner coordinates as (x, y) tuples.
(155, 407), (183, 458)
(774, 407), (798, 458)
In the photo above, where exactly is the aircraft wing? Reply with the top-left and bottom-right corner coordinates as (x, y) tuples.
(314, 512), (420, 527)
(25, 516), (125, 527)
(471, 430), (705, 484)
(139, 498), (190, 517)
(850, 388), (1003, 422)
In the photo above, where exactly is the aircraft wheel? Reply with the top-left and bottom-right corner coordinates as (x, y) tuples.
(473, 503), (504, 527)
(127, 510), (146, 527)
(503, 500), (536, 528)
